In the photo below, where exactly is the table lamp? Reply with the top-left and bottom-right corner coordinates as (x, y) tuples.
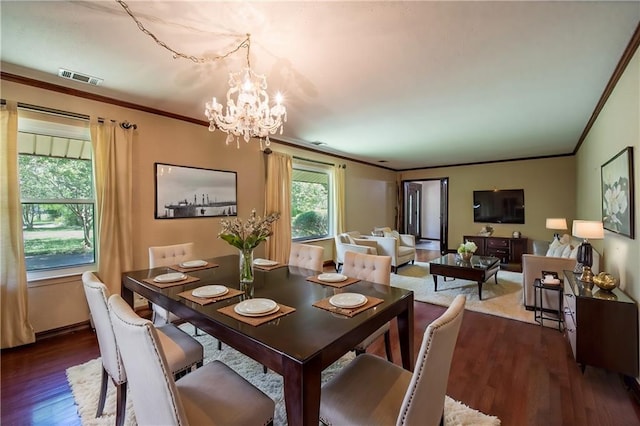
(546, 218), (568, 241)
(572, 220), (604, 282)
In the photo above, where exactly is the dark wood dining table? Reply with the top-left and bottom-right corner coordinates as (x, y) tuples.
(121, 254), (414, 426)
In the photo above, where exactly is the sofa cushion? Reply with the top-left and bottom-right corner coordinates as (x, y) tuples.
(546, 234), (572, 257)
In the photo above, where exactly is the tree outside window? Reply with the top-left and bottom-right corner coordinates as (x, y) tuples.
(291, 167), (331, 240)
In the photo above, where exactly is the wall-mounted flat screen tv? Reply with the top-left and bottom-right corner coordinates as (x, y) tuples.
(473, 189), (525, 224)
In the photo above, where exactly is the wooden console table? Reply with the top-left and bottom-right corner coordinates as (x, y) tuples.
(462, 235), (527, 272)
(563, 270), (638, 376)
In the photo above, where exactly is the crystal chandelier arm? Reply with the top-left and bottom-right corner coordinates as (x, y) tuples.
(116, 0), (250, 64)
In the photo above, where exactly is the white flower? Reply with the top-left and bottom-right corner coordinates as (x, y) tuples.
(603, 181), (628, 217)
(457, 241), (477, 254)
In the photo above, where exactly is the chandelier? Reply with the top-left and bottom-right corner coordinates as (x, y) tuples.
(116, 1), (286, 149)
(205, 35), (287, 149)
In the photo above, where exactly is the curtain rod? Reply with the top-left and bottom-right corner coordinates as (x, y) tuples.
(292, 155), (340, 168)
(1, 99), (138, 129)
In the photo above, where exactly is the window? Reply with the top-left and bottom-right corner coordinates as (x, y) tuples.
(291, 163), (332, 240)
(17, 109), (95, 275)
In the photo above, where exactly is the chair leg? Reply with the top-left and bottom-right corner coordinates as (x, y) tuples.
(96, 366), (108, 417)
(354, 348), (365, 356)
(115, 382), (127, 426)
(263, 365), (268, 374)
(383, 330), (393, 362)
(218, 339), (223, 350)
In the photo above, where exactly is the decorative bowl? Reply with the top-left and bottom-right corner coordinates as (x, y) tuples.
(592, 272), (618, 292)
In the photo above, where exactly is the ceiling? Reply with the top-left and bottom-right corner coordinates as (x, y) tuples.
(2, 1), (639, 170)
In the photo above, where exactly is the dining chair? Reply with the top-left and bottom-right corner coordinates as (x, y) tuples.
(341, 251), (393, 361)
(289, 242), (325, 272)
(320, 294), (467, 426)
(108, 293), (275, 426)
(81, 272), (203, 426)
(148, 242), (194, 325)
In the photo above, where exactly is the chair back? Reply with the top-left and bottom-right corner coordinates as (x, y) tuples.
(108, 294), (188, 425)
(81, 271), (125, 385)
(289, 243), (324, 271)
(397, 294), (466, 426)
(342, 251), (391, 285)
(149, 242), (194, 268)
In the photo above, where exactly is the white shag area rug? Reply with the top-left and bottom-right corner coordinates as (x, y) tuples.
(392, 261), (536, 324)
(67, 326), (501, 425)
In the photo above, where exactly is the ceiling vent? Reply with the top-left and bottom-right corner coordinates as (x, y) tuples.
(58, 68), (103, 86)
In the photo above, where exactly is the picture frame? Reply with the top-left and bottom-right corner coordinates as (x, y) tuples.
(155, 163), (237, 219)
(601, 147), (635, 239)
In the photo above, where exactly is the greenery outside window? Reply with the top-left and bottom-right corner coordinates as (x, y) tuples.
(291, 163), (332, 240)
(17, 109), (95, 277)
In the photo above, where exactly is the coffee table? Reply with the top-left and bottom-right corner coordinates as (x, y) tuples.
(429, 253), (500, 300)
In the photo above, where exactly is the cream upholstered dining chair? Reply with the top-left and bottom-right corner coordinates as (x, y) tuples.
(342, 251), (393, 361)
(108, 293), (275, 426)
(320, 294), (467, 426)
(289, 242), (325, 272)
(82, 272), (203, 426)
(148, 242), (194, 325)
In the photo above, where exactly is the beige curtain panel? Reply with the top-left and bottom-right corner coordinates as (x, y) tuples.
(90, 120), (134, 295)
(1, 101), (36, 348)
(265, 151), (292, 264)
(335, 164), (346, 235)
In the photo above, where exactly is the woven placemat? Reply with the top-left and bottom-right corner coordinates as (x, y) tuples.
(253, 263), (288, 271)
(218, 303), (296, 326)
(178, 287), (244, 305)
(313, 295), (383, 317)
(142, 275), (200, 289)
(168, 262), (219, 273)
(306, 275), (361, 288)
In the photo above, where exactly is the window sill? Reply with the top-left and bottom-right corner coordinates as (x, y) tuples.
(27, 264), (96, 286)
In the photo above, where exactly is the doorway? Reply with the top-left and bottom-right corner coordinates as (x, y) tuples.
(402, 178), (449, 254)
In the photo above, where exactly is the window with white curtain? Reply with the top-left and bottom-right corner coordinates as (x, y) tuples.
(17, 108), (95, 278)
(291, 161), (333, 240)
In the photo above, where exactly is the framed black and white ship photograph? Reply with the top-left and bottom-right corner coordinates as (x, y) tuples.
(155, 163), (237, 219)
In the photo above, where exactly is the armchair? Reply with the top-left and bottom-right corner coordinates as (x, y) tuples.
(334, 231), (378, 272)
(367, 227), (416, 273)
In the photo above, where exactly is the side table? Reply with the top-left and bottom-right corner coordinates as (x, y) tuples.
(533, 278), (563, 331)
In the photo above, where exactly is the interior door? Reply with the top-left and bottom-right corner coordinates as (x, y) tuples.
(406, 183), (421, 237)
(440, 178), (449, 254)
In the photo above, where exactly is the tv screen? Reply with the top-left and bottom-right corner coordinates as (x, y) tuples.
(473, 189), (525, 224)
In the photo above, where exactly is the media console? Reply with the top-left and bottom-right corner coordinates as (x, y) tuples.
(462, 235), (527, 272)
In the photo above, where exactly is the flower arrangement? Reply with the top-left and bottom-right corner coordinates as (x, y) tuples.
(457, 241), (478, 255)
(218, 209), (281, 250)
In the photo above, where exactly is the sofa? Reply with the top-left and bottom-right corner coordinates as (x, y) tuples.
(522, 234), (601, 311)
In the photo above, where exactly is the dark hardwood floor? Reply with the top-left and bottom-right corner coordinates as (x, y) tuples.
(2, 248), (639, 425)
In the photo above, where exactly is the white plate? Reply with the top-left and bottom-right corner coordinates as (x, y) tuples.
(179, 260), (207, 268)
(234, 304), (281, 317)
(254, 258), (278, 266)
(234, 298), (278, 315)
(153, 272), (187, 283)
(329, 293), (368, 308)
(192, 285), (228, 298)
(317, 273), (348, 283)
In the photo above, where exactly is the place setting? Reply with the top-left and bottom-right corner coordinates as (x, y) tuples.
(306, 272), (361, 288)
(142, 271), (201, 288)
(253, 258), (287, 271)
(178, 284), (244, 305)
(218, 297), (296, 326)
(313, 292), (384, 317)
(169, 259), (219, 273)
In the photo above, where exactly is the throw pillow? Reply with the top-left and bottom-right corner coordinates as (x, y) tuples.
(384, 231), (401, 249)
(545, 238), (562, 256)
(569, 245), (579, 259)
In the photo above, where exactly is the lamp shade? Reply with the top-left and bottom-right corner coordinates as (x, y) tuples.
(545, 218), (567, 230)
(572, 220), (604, 240)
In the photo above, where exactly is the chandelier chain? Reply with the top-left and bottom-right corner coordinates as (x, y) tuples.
(116, 0), (250, 64)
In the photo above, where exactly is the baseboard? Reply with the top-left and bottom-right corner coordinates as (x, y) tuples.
(35, 321), (92, 341)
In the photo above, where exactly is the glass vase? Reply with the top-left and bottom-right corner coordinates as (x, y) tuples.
(239, 248), (255, 284)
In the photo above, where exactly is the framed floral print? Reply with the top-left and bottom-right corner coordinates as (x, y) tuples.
(601, 147), (634, 239)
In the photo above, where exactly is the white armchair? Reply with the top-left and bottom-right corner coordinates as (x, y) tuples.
(367, 227), (416, 273)
(334, 231), (378, 272)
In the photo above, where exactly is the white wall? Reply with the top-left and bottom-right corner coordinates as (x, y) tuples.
(421, 180), (441, 240)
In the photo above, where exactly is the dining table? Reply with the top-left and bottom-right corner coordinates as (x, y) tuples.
(121, 254), (414, 426)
